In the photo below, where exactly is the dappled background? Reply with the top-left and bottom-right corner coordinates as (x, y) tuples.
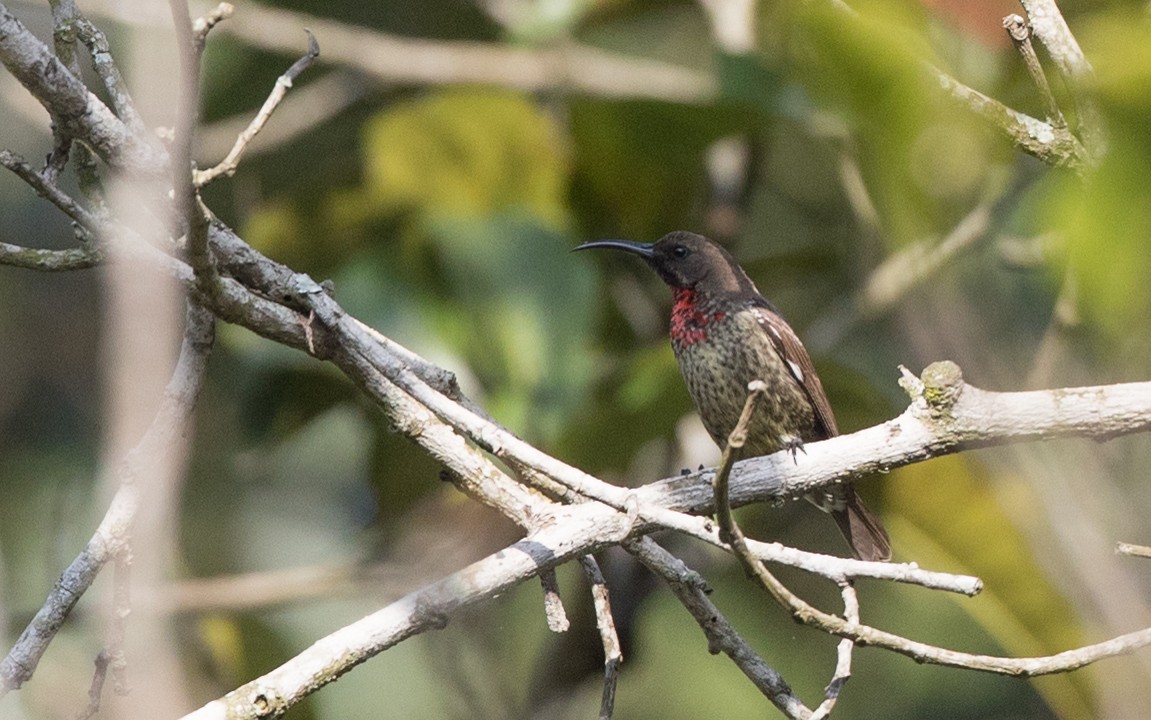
(2, 0), (1151, 717)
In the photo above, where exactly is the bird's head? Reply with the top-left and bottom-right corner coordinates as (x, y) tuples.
(574, 231), (757, 297)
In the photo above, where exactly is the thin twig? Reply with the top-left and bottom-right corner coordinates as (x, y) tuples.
(579, 556), (621, 720)
(1017, 0), (1104, 157)
(821, 0), (1088, 170)
(713, 380), (766, 552)
(197, 71), (363, 165)
(74, 15), (144, 132)
(195, 29), (319, 187)
(166, 0), (213, 286)
(0, 150), (101, 229)
(539, 569), (570, 633)
(71, 651), (110, 720)
(625, 537), (811, 720)
(192, 2), (233, 43)
(810, 583), (857, 720)
(107, 553), (132, 693)
(1003, 14), (1065, 128)
(1116, 542), (1151, 560)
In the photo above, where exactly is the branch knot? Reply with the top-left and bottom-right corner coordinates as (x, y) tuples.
(920, 361), (965, 416)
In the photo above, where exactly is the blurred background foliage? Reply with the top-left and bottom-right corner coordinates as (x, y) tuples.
(2, 0), (1151, 718)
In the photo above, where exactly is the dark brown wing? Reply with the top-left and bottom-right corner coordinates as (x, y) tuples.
(750, 301), (838, 439)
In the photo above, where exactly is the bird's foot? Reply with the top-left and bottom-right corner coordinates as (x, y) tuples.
(782, 436), (806, 464)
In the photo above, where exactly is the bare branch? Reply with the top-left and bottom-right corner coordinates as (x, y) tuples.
(1116, 542), (1151, 560)
(0, 303), (215, 695)
(539, 569), (570, 633)
(218, 3), (714, 103)
(166, 0), (212, 284)
(179, 498), (631, 720)
(0, 150), (101, 229)
(0, 242), (101, 270)
(74, 15), (144, 132)
(625, 538), (811, 720)
(1003, 14), (1065, 128)
(0, 2), (166, 173)
(195, 30), (320, 186)
(1017, 0), (1105, 158)
(579, 556), (621, 720)
(197, 71), (364, 163)
(810, 583), (857, 720)
(822, 0), (1088, 169)
(71, 651), (110, 720)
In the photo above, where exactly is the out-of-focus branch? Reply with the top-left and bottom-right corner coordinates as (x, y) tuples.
(0, 303), (215, 695)
(211, 3), (716, 103)
(698, 0), (756, 53)
(1018, 0), (1104, 158)
(1116, 543), (1151, 560)
(822, 0), (1089, 170)
(806, 199), (994, 352)
(1003, 13), (1065, 128)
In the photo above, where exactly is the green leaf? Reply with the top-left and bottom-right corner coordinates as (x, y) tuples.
(358, 88), (571, 227)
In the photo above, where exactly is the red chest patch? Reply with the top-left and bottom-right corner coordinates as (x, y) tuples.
(670, 288), (726, 348)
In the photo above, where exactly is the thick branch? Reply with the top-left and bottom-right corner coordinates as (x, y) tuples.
(180, 499), (633, 720)
(0, 3), (166, 173)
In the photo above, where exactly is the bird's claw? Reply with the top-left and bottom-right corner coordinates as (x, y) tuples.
(783, 437), (806, 464)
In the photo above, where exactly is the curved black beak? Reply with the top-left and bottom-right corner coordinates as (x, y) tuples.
(572, 239), (655, 258)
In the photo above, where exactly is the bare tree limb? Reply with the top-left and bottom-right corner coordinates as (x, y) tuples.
(539, 569), (570, 633)
(624, 537), (812, 720)
(579, 556), (621, 720)
(1017, 0), (1104, 157)
(0, 303), (215, 695)
(0, 149), (101, 228)
(0, 2), (166, 173)
(1116, 543), (1151, 560)
(711, 379), (1151, 681)
(0, 241), (100, 270)
(73, 14), (144, 133)
(1003, 13), (1065, 128)
(195, 29), (319, 186)
(179, 497), (631, 720)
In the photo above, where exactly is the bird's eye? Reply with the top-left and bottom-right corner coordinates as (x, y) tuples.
(672, 245), (689, 259)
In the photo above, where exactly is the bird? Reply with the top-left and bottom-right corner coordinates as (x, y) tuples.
(574, 231), (891, 561)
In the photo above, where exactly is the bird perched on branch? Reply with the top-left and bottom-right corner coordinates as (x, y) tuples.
(575, 231), (891, 561)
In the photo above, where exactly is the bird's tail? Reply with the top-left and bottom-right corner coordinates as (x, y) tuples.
(830, 489), (891, 562)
